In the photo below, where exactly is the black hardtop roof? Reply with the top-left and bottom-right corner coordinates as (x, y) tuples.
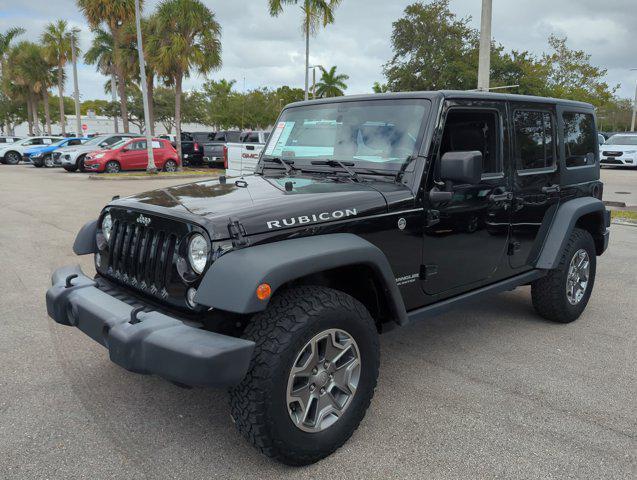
(285, 90), (593, 110)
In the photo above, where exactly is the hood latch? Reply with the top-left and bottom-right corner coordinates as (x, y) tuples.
(228, 217), (250, 248)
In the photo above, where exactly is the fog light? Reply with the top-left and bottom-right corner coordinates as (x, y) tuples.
(186, 287), (198, 309)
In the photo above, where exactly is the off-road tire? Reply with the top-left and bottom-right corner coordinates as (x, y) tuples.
(105, 161), (121, 174)
(532, 228), (596, 323)
(229, 286), (380, 466)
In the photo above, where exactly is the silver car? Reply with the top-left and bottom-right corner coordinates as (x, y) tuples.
(55, 134), (137, 172)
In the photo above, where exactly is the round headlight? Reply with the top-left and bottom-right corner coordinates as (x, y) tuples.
(102, 213), (113, 242)
(188, 234), (209, 274)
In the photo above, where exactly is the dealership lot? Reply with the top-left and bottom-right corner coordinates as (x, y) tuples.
(0, 164), (635, 479)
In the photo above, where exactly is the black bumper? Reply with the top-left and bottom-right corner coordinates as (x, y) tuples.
(46, 265), (255, 387)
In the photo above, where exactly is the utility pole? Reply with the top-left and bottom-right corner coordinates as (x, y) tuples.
(134, 0), (156, 173)
(630, 68), (637, 132)
(71, 30), (82, 137)
(477, 0), (492, 91)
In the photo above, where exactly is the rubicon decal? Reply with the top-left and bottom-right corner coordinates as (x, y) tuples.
(266, 209), (357, 229)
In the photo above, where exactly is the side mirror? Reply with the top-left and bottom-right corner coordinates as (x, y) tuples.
(440, 151), (483, 185)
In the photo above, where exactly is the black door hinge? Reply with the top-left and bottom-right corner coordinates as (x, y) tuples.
(426, 209), (440, 227)
(507, 241), (521, 255)
(228, 217), (249, 248)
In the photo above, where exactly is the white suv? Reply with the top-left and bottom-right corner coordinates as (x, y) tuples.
(600, 134), (637, 167)
(0, 136), (63, 165)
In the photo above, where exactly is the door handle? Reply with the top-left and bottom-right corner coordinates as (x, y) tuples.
(488, 191), (513, 202)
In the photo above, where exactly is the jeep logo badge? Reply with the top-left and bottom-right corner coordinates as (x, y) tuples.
(136, 214), (151, 226)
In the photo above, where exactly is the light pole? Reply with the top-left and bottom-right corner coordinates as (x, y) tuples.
(71, 29), (82, 137)
(630, 68), (637, 132)
(477, 0), (492, 91)
(308, 65), (322, 99)
(134, 0), (156, 173)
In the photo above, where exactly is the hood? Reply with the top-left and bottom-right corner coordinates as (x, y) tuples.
(55, 144), (98, 154)
(602, 144), (637, 152)
(86, 148), (111, 158)
(113, 174), (400, 240)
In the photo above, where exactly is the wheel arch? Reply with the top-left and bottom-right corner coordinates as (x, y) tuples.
(194, 234), (409, 326)
(535, 197), (609, 270)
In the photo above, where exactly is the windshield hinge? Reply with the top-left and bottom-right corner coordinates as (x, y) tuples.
(228, 217), (250, 248)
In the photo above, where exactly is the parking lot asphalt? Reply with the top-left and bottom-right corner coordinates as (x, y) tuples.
(0, 164), (635, 479)
(601, 167), (637, 207)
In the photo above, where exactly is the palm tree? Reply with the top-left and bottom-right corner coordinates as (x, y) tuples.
(41, 20), (73, 135)
(0, 27), (25, 133)
(372, 81), (389, 94)
(149, 0), (222, 160)
(77, 0), (138, 133)
(268, 0), (343, 101)
(315, 65), (349, 97)
(84, 28), (119, 132)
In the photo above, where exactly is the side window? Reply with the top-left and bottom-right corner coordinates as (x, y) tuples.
(513, 110), (555, 171)
(439, 109), (502, 176)
(68, 139), (82, 146)
(151, 140), (161, 148)
(563, 112), (596, 168)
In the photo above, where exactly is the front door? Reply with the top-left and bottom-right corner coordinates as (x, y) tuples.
(421, 101), (512, 296)
(508, 103), (561, 269)
(121, 140), (147, 170)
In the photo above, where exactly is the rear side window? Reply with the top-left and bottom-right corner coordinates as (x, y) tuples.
(563, 112), (596, 167)
(513, 110), (555, 171)
(151, 141), (162, 148)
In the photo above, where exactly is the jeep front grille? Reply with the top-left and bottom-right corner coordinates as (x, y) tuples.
(106, 219), (177, 297)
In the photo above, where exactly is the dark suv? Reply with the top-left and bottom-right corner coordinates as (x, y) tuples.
(46, 91), (610, 466)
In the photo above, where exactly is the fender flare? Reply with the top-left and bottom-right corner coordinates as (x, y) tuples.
(73, 219), (98, 255)
(535, 197), (607, 270)
(194, 233), (409, 325)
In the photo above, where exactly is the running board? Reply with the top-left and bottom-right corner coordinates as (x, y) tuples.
(407, 270), (545, 324)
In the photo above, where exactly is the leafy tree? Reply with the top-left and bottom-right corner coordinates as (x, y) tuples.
(0, 27), (26, 133)
(268, 0), (343, 100)
(77, 0), (139, 132)
(41, 20), (74, 135)
(81, 99), (112, 115)
(315, 65), (349, 97)
(149, 0), (222, 159)
(372, 82), (389, 93)
(384, 0), (477, 91)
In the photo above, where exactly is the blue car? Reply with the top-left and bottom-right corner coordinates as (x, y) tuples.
(25, 137), (89, 168)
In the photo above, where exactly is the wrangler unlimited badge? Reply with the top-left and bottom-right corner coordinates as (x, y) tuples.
(266, 208), (358, 229)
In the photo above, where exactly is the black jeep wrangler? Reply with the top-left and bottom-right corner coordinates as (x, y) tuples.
(46, 91), (610, 465)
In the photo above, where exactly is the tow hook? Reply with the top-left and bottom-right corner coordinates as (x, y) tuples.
(65, 274), (78, 288)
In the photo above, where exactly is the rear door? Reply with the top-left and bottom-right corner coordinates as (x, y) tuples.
(508, 103), (561, 269)
(121, 140), (147, 169)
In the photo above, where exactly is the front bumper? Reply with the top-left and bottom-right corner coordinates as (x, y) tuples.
(46, 265), (255, 387)
(600, 155), (635, 165)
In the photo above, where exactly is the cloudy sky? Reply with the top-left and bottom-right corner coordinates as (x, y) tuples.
(1, 0), (635, 101)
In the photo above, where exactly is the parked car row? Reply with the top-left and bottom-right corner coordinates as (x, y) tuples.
(0, 134), (181, 173)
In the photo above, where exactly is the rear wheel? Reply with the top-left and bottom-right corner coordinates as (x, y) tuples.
(4, 151), (20, 165)
(532, 228), (596, 323)
(77, 155), (86, 172)
(229, 286), (380, 466)
(43, 154), (54, 168)
(163, 159), (178, 172)
(32, 158), (44, 168)
(105, 161), (121, 173)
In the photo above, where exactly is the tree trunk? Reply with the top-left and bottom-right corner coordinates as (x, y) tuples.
(58, 63), (66, 135)
(147, 73), (155, 136)
(111, 27), (130, 133)
(26, 98), (33, 136)
(174, 75), (183, 169)
(43, 89), (52, 135)
(32, 95), (41, 135)
(110, 71), (119, 133)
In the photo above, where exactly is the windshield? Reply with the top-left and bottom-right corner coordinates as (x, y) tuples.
(82, 135), (110, 146)
(108, 139), (128, 150)
(605, 135), (637, 146)
(262, 99), (429, 171)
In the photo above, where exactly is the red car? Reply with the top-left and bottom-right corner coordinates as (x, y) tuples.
(83, 137), (180, 173)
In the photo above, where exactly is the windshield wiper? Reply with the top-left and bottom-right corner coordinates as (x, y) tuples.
(395, 154), (419, 183)
(310, 160), (360, 182)
(262, 157), (295, 175)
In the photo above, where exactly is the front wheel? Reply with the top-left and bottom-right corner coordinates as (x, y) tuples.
(104, 161), (121, 173)
(63, 165), (77, 172)
(77, 155), (86, 172)
(532, 228), (596, 323)
(4, 151), (21, 165)
(229, 286), (380, 466)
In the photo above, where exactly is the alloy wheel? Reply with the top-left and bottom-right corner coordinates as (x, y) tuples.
(286, 328), (361, 433)
(566, 248), (590, 305)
